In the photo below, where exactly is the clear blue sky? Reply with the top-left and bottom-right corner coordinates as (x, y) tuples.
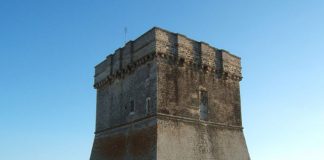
(1, 0), (323, 159)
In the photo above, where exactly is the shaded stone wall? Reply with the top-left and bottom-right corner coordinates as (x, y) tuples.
(91, 28), (158, 160)
(93, 28), (158, 132)
(95, 61), (157, 132)
(91, 118), (157, 160)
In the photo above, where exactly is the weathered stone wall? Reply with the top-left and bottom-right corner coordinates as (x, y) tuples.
(156, 58), (242, 125)
(155, 28), (243, 126)
(154, 27), (249, 160)
(157, 118), (249, 160)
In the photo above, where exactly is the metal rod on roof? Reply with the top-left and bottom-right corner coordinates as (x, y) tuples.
(124, 27), (127, 44)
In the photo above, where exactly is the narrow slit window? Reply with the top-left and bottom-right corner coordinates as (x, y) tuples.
(179, 58), (185, 66)
(146, 97), (151, 115)
(130, 100), (135, 114)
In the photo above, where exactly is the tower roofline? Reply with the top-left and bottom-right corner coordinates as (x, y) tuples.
(96, 26), (240, 68)
(94, 27), (242, 89)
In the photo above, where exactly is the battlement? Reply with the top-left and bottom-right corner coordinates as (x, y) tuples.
(154, 27), (242, 79)
(94, 27), (242, 88)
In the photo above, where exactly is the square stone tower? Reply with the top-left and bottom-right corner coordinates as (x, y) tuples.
(90, 27), (250, 160)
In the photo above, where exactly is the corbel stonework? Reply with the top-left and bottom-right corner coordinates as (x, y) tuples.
(94, 52), (155, 89)
(94, 50), (242, 89)
(156, 52), (242, 82)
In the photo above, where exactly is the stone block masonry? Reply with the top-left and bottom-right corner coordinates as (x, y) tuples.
(90, 27), (250, 160)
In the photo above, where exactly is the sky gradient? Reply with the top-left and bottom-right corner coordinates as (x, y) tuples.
(1, 0), (324, 159)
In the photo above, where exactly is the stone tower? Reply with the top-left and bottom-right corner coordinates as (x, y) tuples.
(90, 27), (250, 160)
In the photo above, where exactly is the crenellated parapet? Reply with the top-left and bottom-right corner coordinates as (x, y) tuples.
(94, 27), (242, 89)
(154, 28), (242, 81)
